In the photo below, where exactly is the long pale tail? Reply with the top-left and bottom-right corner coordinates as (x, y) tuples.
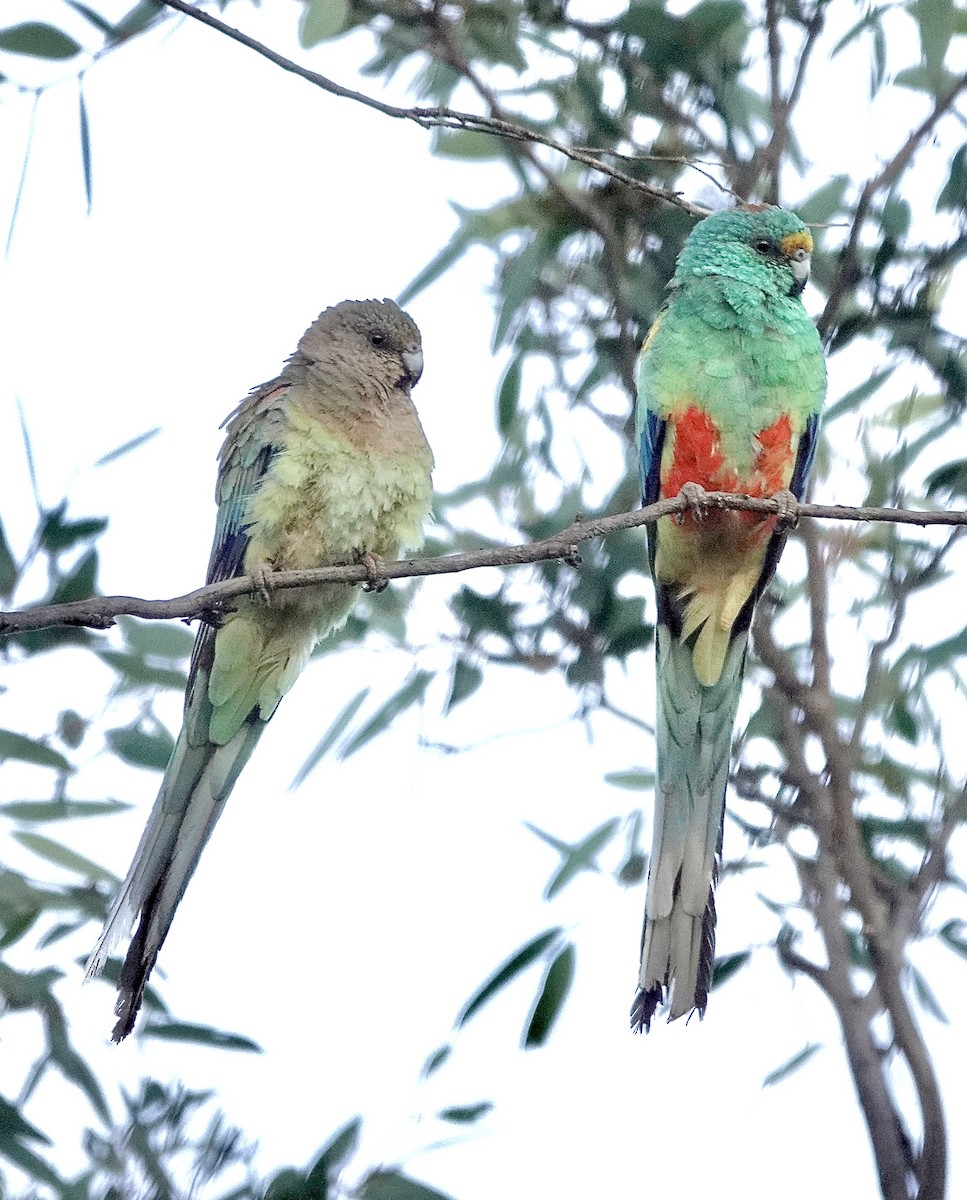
(631, 627), (748, 1032)
(86, 688), (265, 1041)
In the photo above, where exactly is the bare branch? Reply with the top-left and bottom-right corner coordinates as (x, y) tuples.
(819, 68), (967, 336)
(3, 492), (966, 637)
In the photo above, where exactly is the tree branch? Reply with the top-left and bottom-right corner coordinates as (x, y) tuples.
(2, 492), (966, 637)
(819, 67), (967, 336)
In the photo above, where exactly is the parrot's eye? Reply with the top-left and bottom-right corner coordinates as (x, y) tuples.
(369, 332), (385, 346)
(754, 238), (773, 254)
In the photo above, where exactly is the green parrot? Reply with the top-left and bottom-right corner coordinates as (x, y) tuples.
(87, 299), (433, 1041)
(632, 207), (826, 1031)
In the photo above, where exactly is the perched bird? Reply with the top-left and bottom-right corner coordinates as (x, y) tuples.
(631, 207), (826, 1031)
(87, 299), (433, 1040)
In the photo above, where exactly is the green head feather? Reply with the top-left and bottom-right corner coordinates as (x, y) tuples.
(671, 206), (814, 299)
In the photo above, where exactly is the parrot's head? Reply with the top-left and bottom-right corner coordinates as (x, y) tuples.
(672, 206), (814, 299)
(299, 298), (424, 391)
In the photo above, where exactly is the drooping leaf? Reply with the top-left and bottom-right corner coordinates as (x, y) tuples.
(763, 1043), (822, 1088)
(456, 927), (563, 1027)
(305, 1117), (363, 1193)
(292, 688), (370, 788)
(0, 730), (72, 772)
(0, 23), (82, 59)
(300, 0), (350, 47)
(420, 1044), (452, 1079)
(338, 671), (432, 759)
(523, 942), (575, 1047)
(13, 832), (116, 883)
(437, 1101), (493, 1124)
(360, 1169), (457, 1200)
(105, 723), (175, 771)
(139, 1020), (262, 1052)
(93, 426), (161, 467)
(710, 950), (750, 990)
(0, 797), (127, 821)
(0, 520), (18, 597)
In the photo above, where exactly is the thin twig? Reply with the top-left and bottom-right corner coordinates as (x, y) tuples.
(819, 68), (967, 336)
(156, 0), (706, 215)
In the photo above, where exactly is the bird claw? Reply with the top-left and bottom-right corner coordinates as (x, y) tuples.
(354, 549), (388, 593)
(772, 488), (800, 530)
(250, 562), (275, 605)
(676, 482), (710, 524)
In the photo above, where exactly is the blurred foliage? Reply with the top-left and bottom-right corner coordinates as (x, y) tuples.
(2, 0), (967, 1198)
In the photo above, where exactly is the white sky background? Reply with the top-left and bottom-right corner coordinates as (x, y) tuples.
(1, 2), (966, 1197)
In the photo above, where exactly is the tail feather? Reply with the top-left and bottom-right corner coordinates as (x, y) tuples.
(86, 716), (265, 1041)
(632, 628), (746, 1031)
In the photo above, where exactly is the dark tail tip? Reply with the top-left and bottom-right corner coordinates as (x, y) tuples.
(630, 984), (663, 1033)
(110, 907), (161, 1042)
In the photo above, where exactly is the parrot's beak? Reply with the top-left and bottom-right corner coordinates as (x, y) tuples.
(402, 347), (424, 386)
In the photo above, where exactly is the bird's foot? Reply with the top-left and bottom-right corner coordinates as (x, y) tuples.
(354, 549), (388, 593)
(771, 488), (800, 531)
(676, 482), (710, 524)
(249, 561), (275, 605)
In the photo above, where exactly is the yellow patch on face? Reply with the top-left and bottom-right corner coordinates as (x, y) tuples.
(780, 230), (813, 256)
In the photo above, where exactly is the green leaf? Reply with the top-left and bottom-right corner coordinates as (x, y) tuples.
(420, 1044), (451, 1078)
(445, 658), (482, 714)
(0, 1097), (61, 1189)
(762, 1042), (821, 1087)
(939, 919), (967, 960)
(938, 145), (967, 212)
(264, 1168), (312, 1200)
(338, 671), (432, 759)
(796, 176), (850, 227)
(822, 369), (891, 424)
(0, 730), (72, 772)
(39, 505), (108, 553)
(524, 942), (575, 1047)
(64, 2), (115, 37)
(886, 697), (918, 744)
(497, 355), (522, 435)
(909, 0), (956, 84)
(0, 797), (127, 821)
(398, 224), (477, 307)
(604, 769), (654, 791)
(13, 832), (115, 883)
(437, 1101), (493, 1124)
(98, 649), (188, 691)
(45, 1001), (111, 1121)
(78, 77), (92, 212)
(106, 723), (175, 771)
(305, 1117), (363, 1193)
(536, 818), (620, 899)
(300, 0), (350, 47)
(0, 23), (82, 59)
(433, 129), (504, 160)
(361, 1170), (456, 1200)
(710, 950), (750, 990)
(0, 519), (18, 597)
(49, 548), (99, 605)
(112, 1), (164, 41)
(118, 615), (194, 659)
(456, 927), (563, 1027)
(93, 426), (161, 467)
(139, 1020), (262, 1052)
(909, 964), (947, 1022)
(292, 688), (369, 788)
